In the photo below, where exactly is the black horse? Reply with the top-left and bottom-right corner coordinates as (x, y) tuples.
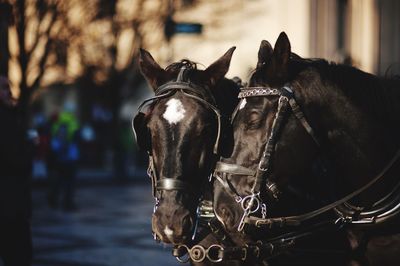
(213, 32), (400, 265)
(135, 47), (240, 251)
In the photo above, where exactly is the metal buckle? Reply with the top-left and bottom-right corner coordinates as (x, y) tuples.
(198, 200), (215, 219)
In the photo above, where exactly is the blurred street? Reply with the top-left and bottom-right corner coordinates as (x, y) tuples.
(32, 181), (181, 266)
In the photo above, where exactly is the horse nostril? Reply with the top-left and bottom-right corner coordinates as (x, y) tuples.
(218, 205), (236, 230)
(182, 214), (193, 233)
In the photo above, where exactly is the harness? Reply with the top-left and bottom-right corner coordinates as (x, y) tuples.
(205, 84), (400, 263)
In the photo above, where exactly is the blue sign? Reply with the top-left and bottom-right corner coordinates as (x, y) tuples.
(174, 23), (202, 34)
(164, 16), (202, 40)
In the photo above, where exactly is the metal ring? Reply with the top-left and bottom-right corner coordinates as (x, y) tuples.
(190, 245), (206, 263)
(241, 195), (260, 213)
(173, 245), (190, 263)
(206, 244), (224, 263)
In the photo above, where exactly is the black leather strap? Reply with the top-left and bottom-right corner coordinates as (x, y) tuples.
(252, 96), (289, 196)
(156, 179), (187, 191)
(246, 148), (400, 228)
(214, 161), (256, 176)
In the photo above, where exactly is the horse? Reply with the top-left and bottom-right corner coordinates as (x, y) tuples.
(134, 48), (241, 262)
(212, 32), (400, 266)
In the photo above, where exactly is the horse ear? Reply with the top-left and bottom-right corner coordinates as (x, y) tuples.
(257, 40), (273, 68)
(269, 32), (291, 78)
(138, 48), (166, 90)
(205, 47), (236, 85)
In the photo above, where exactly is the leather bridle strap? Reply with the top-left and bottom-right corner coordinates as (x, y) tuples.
(214, 162), (256, 176)
(156, 178), (188, 191)
(214, 173), (244, 202)
(288, 97), (320, 146)
(252, 95), (289, 198)
(246, 148), (400, 228)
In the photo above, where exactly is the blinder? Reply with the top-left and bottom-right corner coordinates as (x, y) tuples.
(133, 112), (151, 152)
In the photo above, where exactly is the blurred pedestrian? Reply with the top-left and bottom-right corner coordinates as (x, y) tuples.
(0, 76), (32, 266)
(48, 111), (80, 211)
(32, 112), (50, 178)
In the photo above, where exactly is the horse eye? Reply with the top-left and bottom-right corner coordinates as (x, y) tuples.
(245, 110), (263, 130)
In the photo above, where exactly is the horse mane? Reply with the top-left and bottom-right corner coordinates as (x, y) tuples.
(165, 59), (199, 74)
(291, 58), (400, 126)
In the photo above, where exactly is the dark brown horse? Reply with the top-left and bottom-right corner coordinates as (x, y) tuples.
(213, 32), (400, 265)
(135, 48), (240, 250)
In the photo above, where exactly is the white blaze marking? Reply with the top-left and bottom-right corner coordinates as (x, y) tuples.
(239, 98), (247, 110)
(164, 225), (174, 236)
(163, 99), (186, 124)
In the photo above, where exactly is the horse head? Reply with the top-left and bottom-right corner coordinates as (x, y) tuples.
(135, 47), (239, 244)
(214, 33), (321, 236)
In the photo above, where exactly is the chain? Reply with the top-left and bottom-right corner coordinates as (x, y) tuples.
(238, 88), (281, 98)
(261, 203), (267, 219)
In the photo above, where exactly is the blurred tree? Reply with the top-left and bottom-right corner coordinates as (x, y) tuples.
(6, 0), (78, 124)
(5, 0), (171, 176)
(77, 0), (170, 179)
(0, 1), (12, 76)
(7, 0), (169, 115)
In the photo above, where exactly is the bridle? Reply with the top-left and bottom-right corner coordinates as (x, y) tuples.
(132, 66), (224, 240)
(214, 84), (320, 231)
(214, 83), (400, 233)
